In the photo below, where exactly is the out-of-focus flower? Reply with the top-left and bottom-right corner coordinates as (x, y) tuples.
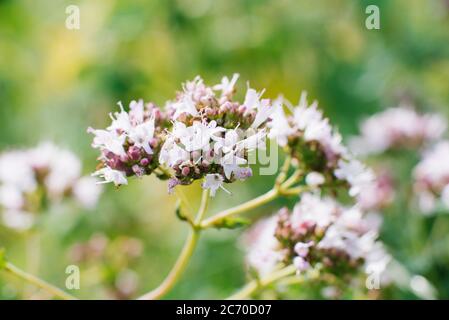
(244, 193), (388, 282)
(269, 93), (347, 166)
(242, 216), (285, 277)
(356, 169), (395, 211)
(334, 159), (375, 197)
(350, 106), (446, 155)
(305, 171), (325, 187)
(0, 142), (102, 230)
(267, 92), (371, 198)
(413, 141), (449, 213)
(72, 177), (104, 209)
(68, 234), (143, 300)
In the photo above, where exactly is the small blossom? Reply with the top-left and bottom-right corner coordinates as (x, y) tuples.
(267, 97), (294, 147)
(293, 256), (310, 272)
(202, 174), (230, 196)
(93, 167), (128, 186)
(294, 241), (314, 258)
(171, 95), (199, 120)
(305, 172), (325, 187)
(213, 73), (239, 97)
(335, 159), (375, 197)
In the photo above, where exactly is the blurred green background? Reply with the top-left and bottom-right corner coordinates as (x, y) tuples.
(1, 0), (449, 299)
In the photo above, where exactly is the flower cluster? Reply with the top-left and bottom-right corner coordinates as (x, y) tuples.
(269, 92), (374, 198)
(161, 75), (270, 195)
(88, 100), (170, 186)
(89, 75), (270, 196)
(245, 193), (389, 280)
(350, 106), (446, 156)
(0, 142), (102, 230)
(413, 141), (449, 213)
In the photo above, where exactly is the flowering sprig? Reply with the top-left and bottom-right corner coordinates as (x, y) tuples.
(243, 193), (389, 292)
(0, 142), (102, 230)
(89, 75), (271, 197)
(268, 92), (375, 199)
(88, 100), (170, 186)
(86, 75), (383, 300)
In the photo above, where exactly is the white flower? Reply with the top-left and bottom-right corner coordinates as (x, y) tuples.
(243, 86), (273, 129)
(334, 159), (374, 197)
(127, 114), (155, 154)
(2, 210), (34, 231)
(291, 193), (336, 230)
(268, 97), (294, 147)
(238, 129), (267, 151)
(129, 99), (145, 124)
(244, 217), (284, 277)
(221, 152), (247, 180)
(87, 128), (127, 157)
(108, 102), (132, 133)
(293, 256), (310, 272)
(243, 87), (265, 110)
(0, 151), (37, 192)
(159, 137), (190, 167)
(29, 143), (82, 198)
(171, 121), (224, 153)
(251, 99), (272, 129)
(291, 92), (346, 158)
(414, 141), (449, 213)
(350, 106), (447, 155)
(171, 95), (199, 120)
(0, 185), (24, 210)
(214, 129), (240, 154)
(213, 73), (239, 97)
(305, 172), (325, 187)
(73, 177), (103, 209)
(417, 191), (437, 214)
(92, 167), (128, 186)
(293, 92), (322, 132)
(414, 141), (449, 190)
(202, 174), (230, 196)
(294, 241), (314, 258)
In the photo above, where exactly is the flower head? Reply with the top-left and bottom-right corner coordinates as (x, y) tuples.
(350, 105), (446, 155)
(244, 193), (388, 281)
(0, 142), (102, 230)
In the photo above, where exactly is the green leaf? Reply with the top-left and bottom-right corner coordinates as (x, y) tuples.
(214, 217), (251, 229)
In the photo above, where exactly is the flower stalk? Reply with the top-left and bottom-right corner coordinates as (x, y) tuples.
(2, 261), (77, 300)
(227, 265), (297, 300)
(139, 159), (303, 300)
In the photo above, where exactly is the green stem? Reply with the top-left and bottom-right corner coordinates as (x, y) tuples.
(138, 189), (210, 300)
(227, 265), (297, 300)
(3, 262), (77, 300)
(138, 230), (200, 300)
(275, 156), (292, 186)
(138, 167), (303, 299)
(200, 188), (279, 229)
